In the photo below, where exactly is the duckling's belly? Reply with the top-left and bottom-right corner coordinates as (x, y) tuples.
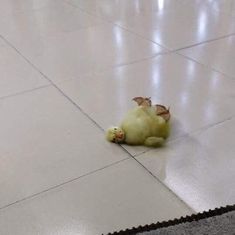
(121, 118), (151, 145)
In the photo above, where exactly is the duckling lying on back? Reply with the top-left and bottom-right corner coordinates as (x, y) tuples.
(106, 97), (170, 147)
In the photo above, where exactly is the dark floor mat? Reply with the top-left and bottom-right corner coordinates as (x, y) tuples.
(106, 204), (235, 235)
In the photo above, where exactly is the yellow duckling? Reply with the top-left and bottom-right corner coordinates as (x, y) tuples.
(106, 97), (170, 147)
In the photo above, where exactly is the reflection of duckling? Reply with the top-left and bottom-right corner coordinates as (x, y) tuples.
(106, 97), (170, 147)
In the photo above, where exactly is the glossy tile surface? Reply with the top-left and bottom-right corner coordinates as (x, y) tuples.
(0, 159), (192, 235)
(179, 36), (235, 79)
(0, 3), (164, 82)
(67, 0), (197, 16)
(0, 1), (104, 38)
(68, 0), (235, 49)
(211, 0), (235, 17)
(1, 0), (64, 14)
(0, 0), (235, 234)
(0, 39), (49, 98)
(57, 53), (235, 155)
(137, 118), (235, 212)
(32, 25), (163, 82)
(0, 86), (129, 208)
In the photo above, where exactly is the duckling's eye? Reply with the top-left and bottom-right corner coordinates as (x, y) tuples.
(114, 128), (117, 130)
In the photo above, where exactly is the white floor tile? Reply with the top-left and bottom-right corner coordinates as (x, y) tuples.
(119, 10), (235, 50)
(67, 0), (199, 17)
(0, 0), (64, 15)
(0, 1), (105, 55)
(0, 39), (49, 98)
(57, 53), (235, 155)
(0, 1), (104, 37)
(137, 118), (235, 212)
(30, 24), (164, 82)
(0, 159), (192, 235)
(0, 86), (129, 208)
(0, 7), (164, 83)
(211, 0), (235, 17)
(67, 0), (235, 50)
(179, 35), (235, 79)
(0, 0), (234, 233)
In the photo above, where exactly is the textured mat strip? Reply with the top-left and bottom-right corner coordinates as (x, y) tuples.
(105, 204), (235, 235)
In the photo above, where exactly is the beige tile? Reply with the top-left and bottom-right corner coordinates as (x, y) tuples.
(0, 9), (164, 82)
(0, 1), (106, 82)
(0, 39), (49, 98)
(67, 0), (235, 50)
(0, 0), (62, 15)
(137, 118), (235, 212)
(179, 36), (235, 79)
(0, 159), (193, 235)
(67, 0), (197, 17)
(0, 0), (234, 233)
(0, 1), (104, 38)
(0, 39), (5, 46)
(211, 0), (235, 17)
(119, 9), (235, 50)
(57, 53), (235, 155)
(33, 25), (164, 82)
(0, 86), (129, 208)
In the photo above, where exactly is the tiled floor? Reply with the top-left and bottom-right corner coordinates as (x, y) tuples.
(0, 0), (235, 234)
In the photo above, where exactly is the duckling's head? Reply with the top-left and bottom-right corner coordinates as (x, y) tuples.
(106, 127), (125, 143)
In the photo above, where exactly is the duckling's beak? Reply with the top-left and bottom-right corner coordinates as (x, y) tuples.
(116, 132), (124, 139)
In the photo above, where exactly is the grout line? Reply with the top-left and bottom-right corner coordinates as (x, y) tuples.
(0, 157), (130, 211)
(172, 32), (235, 52)
(58, 50), (170, 84)
(0, 84), (52, 101)
(54, 82), (106, 130)
(112, 23), (169, 51)
(84, 50), (170, 77)
(176, 52), (235, 81)
(133, 158), (196, 213)
(187, 116), (234, 136)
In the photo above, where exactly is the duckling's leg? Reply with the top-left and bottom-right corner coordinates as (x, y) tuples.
(144, 137), (165, 147)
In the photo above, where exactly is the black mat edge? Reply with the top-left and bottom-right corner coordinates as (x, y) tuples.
(105, 204), (235, 235)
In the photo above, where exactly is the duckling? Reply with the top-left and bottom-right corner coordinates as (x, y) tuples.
(106, 97), (170, 147)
